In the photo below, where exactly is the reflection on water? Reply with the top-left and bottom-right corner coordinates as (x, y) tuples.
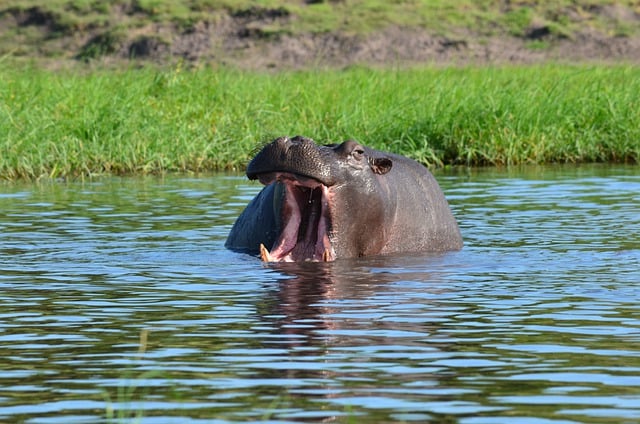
(0, 165), (639, 423)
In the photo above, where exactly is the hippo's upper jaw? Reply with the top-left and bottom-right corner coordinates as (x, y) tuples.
(254, 172), (336, 263)
(246, 136), (337, 186)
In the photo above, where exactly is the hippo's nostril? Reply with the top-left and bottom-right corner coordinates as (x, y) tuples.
(273, 136), (291, 156)
(290, 135), (314, 145)
(275, 136), (290, 146)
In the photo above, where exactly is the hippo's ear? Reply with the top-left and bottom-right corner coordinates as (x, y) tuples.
(369, 157), (392, 175)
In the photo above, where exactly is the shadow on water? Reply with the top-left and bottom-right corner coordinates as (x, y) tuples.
(231, 254), (475, 422)
(264, 254), (453, 346)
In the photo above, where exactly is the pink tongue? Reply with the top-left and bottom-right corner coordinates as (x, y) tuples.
(265, 183), (301, 260)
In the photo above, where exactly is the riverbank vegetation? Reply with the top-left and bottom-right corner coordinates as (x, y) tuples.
(3, 0), (638, 61)
(1, 63), (639, 180)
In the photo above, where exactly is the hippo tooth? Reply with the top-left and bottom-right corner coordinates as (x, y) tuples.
(322, 248), (331, 262)
(259, 243), (273, 262)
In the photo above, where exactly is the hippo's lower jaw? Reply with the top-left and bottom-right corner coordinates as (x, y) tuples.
(256, 172), (336, 262)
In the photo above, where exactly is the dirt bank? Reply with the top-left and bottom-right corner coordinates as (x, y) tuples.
(1, 4), (639, 69)
(215, 25), (640, 69)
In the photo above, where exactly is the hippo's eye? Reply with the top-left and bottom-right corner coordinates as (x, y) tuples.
(352, 148), (365, 161)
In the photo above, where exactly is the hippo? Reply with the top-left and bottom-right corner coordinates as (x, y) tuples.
(226, 136), (462, 262)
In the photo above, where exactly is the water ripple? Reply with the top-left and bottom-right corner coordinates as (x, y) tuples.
(0, 166), (639, 423)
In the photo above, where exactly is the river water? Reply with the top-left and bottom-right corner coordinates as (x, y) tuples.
(0, 165), (639, 423)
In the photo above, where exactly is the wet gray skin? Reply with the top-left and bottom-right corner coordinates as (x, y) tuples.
(225, 135), (463, 262)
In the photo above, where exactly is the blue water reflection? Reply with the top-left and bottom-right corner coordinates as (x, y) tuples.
(0, 165), (638, 423)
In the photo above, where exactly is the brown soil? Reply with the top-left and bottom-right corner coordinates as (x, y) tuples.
(2, 6), (640, 69)
(218, 26), (640, 69)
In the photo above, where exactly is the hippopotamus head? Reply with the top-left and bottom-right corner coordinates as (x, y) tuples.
(246, 135), (394, 262)
(226, 136), (462, 262)
(247, 135), (392, 186)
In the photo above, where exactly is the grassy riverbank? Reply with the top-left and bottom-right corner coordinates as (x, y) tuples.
(3, 0), (640, 66)
(1, 63), (639, 180)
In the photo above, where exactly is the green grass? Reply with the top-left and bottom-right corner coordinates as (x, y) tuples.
(1, 63), (639, 180)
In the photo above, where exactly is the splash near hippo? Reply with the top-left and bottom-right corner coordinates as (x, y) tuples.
(226, 136), (462, 262)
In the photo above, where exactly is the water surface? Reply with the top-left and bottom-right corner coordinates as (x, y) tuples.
(1, 165), (639, 423)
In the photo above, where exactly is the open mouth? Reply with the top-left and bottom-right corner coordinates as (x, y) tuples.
(256, 172), (335, 262)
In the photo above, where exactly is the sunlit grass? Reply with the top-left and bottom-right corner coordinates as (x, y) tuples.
(1, 63), (638, 180)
